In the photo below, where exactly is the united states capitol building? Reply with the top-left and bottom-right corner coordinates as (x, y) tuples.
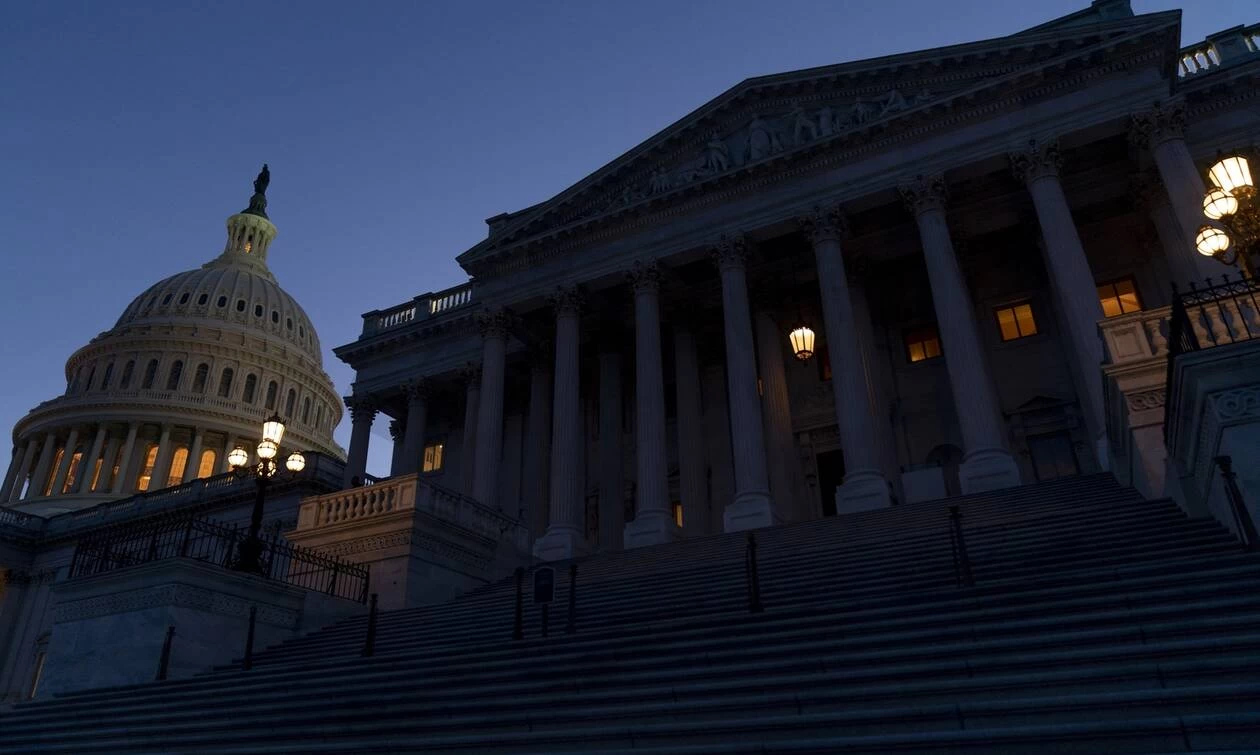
(3, 2), (1260, 751)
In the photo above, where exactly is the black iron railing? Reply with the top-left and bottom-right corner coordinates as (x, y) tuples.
(68, 514), (369, 603)
(1165, 273), (1260, 442)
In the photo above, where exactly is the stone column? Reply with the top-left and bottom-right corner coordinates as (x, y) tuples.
(96, 434), (122, 493)
(899, 175), (1021, 493)
(712, 236), (775, 531)
(523, 352), (553, 540)
(624, 261), (681, 548)
(673, 325), (708, 536)
(28, 433), (58, 499)
(534, 287), (589, 561)
(50, 427), (79, 495)
(388, 420), (405, 476)
(343, 396), (377, 487)
(111, 423), (140, 495)
(459, 365), (481, 496)
(182, 428), (204, 483)
(1011, 140), (1109, 470)
(1131, 101), (1224, 282)
(473, 310), (511, 509)
(401, 379), (429, 475)
(799, 206), (894, 511)
(848, 278), (902, 498)
(77, 425), (108, 493)
(0, 444), (23, 502)
(597, 347), (624, 551)
(753, 308), (809, 520)
(150, 424), (174, 490)
(5, 439), (37, 502)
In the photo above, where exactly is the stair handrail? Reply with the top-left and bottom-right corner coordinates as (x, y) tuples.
(1215, 455), (1259, 552)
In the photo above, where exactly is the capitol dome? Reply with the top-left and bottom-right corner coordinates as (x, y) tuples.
(1, 167), (345, 515)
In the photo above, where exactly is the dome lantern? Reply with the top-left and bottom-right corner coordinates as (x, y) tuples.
(209, 165), (279, 278)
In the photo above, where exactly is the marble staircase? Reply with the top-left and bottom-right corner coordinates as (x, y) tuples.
(2, 473), (1259, 753)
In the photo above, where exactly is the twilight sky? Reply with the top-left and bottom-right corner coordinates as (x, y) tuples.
(0, 0), (1252, 477)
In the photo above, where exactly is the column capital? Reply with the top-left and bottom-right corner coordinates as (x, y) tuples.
(344, 394), (378, 423)
(710, 233), (749, 272)
(458, 361), (482, 387)
(402, 377), (430, 403)
(475, 308), (513, 340)
(1129, 99), (1186, 149)
(798, 205), (848, 244)
(627, 259), (662, 293)
(899, 174), (949, 217)
(1009, 138), (1062, 184)
(388, 419), (403, 442)
(548, 286), (585, 317)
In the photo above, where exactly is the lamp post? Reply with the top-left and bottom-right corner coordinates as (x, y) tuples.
(1196, 152), (1258, 278)
(228, 413), (306, 575)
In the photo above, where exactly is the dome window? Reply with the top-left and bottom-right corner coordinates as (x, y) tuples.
(235, 299), (246, 313)
(285, 388), (297, 417)
(242, 374), (258, 404)
(192, 363), (209, 394)
(299, 325), (305, 338)
(162, 294), (173, 306)
(218, 368), (234, 398)
(301, 397), (311, 425)
(198, 294), (209, 306)
(265, 380), (278, 410)
(166, 360), (184, 391)
(120, 360), (135, 389)
(179, 293), (190, 305)
(216, 296), (228, 308)
(141, 360), (159, 389)
(286, 317), (293, 331)
(271, 310), (280, 324)
(101, 362), (114, 390)
(146, 298), (156, 310)
(254, 304), (264, 318)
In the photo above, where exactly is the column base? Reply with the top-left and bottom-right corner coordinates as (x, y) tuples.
(959, 449), (1022, 494)
(835, 470), (893, 514)
(1093, 436), (1111, 473)
(623, 510), (683, 550)
(723, 490), (779, 533)
(532, 526), (590, 562)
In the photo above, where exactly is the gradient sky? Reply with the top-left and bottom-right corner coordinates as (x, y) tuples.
(1, 1), (1253, 477)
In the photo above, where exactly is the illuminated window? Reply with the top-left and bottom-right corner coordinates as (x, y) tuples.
(192, 363), (209, 393)
(62, 451), (84, 493)
(135, 444), (159, 491)
(265, 381), (278, 410)
(165, 361), (184, 391)
(422, 443), (445, 473)
(244, 241), (253, 254)
(166, 447), (189, 488)
(120, 360), (135, 389)
(904, 326), (943, 363)
(197, 449), (217, 478)
(672, 501), (684, 527)
(995, 303), (1038, 342)
(89, 456), (105, 492)
(218, 368), (234, 398)
(42, 448), (65, 496)
(142, 360), (159, 389)
(1097, 278), (1142, 318)
(242, 374), (257, 404)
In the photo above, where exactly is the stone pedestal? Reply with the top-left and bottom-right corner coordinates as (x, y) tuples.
(959, 449), (1024, 494)
(40, 559), (317, 697)
(290, 473), (528, 610)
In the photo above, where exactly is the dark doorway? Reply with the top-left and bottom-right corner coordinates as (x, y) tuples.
(816, 450), (845, 517)
(1028, 431), (1080, 481)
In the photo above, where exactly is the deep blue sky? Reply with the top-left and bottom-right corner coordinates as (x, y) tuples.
(1, 1), (1252, 476)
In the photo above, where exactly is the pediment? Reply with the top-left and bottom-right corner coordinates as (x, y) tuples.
(458, 11), (1180, 276)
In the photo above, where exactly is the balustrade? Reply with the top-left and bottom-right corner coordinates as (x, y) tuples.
(360, 283), (476, 336)
(1177, 23), (1260, 78)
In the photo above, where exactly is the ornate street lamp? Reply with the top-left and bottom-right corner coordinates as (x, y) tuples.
(228, 413), (306, 574)
(1196, 152), (1258, 277)
(789, 321), (816, 363)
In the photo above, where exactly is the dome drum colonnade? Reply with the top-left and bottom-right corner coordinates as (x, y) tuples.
(1, 168), (345, 513)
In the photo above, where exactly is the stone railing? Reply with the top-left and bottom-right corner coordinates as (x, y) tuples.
(293, 474), (528, 552)
(1100, 306), (1171, 367)
(1177, 23), (1260, 78)
(360, 282), (475, 337)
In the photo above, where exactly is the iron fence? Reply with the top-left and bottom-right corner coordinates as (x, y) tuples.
(69, 514), (369, 603)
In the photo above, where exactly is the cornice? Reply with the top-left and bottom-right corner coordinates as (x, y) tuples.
(333, 311), (478, 364)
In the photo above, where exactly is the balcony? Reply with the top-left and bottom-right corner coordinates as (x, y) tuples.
(359, 282), (475, 338)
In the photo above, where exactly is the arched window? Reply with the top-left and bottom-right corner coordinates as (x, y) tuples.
(141, 360), (159, 389)
(68, 367), (82, 395)
(165, 361), (184, 391)
(100, 362), (114, 390)
(242, 374), (257, 404)
(301, 397), (311, 425)
(62, 449), (84, 493)
(84, 365), (97, 392)
(166, 447), (189, 488)
(135, 444), (159, 491)
(191, 363), (209, 393)
(218, 368), (234, 398)
(197, 449), (217, 478)
(120, 360), (135, 389)
(265, 381), (278, 410)
(285, 389), (296, 418)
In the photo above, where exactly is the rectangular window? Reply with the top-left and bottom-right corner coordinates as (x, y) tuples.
(422, 443), (444, 473)
(903, 326), (942, 363)
(1097, 278), (1142, 318)
(672, 501), (684, 528)
(995, 302), (1038, 341)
